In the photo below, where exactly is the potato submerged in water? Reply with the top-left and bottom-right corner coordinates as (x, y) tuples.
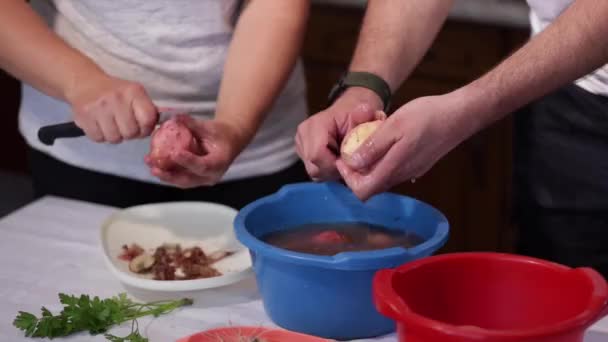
(340, 111), (385, 158)
(149, 118), (201, 171)
(312, 230), (352, 244)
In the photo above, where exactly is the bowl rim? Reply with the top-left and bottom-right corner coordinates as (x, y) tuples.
(373, 252), (608, 339)
(233, 182), (450, 271)
(99, 201), (253, 292)
(176, 326), (331, 342)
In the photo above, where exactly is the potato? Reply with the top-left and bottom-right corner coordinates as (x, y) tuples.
(340, 119), (383, 157)
(129, 253), (155, 273)
(367, 232), (395, 249)
(312, 230), (351, 244)
(149, 118), (201, 171)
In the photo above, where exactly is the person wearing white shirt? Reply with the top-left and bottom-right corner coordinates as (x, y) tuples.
(0, 0), (310, 209)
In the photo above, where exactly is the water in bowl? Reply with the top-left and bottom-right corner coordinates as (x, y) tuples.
(262, 222), (424, 256)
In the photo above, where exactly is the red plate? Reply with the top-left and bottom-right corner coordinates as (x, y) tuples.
(176, 326), (331, 342)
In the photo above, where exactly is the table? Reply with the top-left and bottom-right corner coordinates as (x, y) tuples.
(0, 197), (606, 342)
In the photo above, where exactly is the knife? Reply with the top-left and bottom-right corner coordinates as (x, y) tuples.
(38, 110), (182, 146)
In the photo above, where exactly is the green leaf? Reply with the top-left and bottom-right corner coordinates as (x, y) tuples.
(58, 293), (78, 307)
(13, 311), (38, 336)
(13, 293), (191, 340)
(41, 307), (52, 317)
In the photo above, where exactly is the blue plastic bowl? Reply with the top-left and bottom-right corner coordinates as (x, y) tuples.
(234, 182), (449, 340)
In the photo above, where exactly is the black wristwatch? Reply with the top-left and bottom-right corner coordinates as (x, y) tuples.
(327, 71), (392, 112)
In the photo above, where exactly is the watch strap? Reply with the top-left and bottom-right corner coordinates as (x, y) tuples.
(327, 71), (392, 112)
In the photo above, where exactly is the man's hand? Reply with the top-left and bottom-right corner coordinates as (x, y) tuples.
(295, 0), (452, 183)
(335, 0), (608, 201)
(68, 74), (158, 143)
(145, 115), (246, 188)
(296, 87), (384, 181)
(337, 92), (473, 201)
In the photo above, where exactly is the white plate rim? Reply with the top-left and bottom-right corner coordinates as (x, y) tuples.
(99, 201), (253, 292)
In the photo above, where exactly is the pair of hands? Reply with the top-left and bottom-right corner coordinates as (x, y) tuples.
(67, 73), (472, 193)
(67, 74), (242, 188)
(297, 88), (471, 201)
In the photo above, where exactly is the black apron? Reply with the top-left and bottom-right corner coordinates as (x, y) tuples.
(513, 84), (608, 277)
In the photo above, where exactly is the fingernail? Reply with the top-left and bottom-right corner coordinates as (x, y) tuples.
(348, 153), (366, 169)
(375, 110), (387, 120)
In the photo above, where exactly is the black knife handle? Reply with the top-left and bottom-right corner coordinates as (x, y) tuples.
(38, 122), (85, 146)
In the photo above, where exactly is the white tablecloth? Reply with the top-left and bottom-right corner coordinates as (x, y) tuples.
(0, 197), (606, 342)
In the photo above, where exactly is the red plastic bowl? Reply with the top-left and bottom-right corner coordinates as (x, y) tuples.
(373, 252), (608, 342)
(176, 326), (331, 342)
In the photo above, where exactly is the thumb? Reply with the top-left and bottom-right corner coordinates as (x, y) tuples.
(174, 114), (213, 137)
(173, 114), (197, 129)
(336, 159), (375, 202)
(132, 95), (158, 137)
(374, 110), (387, 120)
(342, 121), (397, 171)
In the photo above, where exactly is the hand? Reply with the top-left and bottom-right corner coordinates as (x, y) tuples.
(67, 74), (158, 143)
(296, 87), (385, 181)
(337, 93), (475, 201)
(145, 115), (247, 188)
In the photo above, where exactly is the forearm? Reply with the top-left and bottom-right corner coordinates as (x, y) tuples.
(0, 0), (105, 102)
(349, 0), (453, 92)
(214, 0), (309, 147)
(457, 0), (608, 133)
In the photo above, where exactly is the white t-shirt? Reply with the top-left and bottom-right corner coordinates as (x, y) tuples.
(527, 0), (608, 96)
(19, 0), (308, 185)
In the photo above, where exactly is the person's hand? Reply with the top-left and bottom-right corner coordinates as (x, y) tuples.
(337, 92), (476, 201)
(66, 73), (158, 143)
(296, 87), (385, 181)
(145, 115), (247, 188)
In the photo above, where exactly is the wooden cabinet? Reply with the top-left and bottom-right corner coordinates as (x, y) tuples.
(302, 5), (529, 253)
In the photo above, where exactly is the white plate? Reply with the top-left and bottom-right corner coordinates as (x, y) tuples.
(100, 202), (253, 292)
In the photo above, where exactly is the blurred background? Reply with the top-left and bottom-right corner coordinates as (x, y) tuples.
(0, 0), (530, 253)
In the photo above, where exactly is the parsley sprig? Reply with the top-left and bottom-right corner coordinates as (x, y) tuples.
(13, 293), (193, 341)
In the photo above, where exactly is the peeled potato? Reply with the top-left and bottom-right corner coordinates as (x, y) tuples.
(340, 120), (382, 157)
(149, 118), (201, 171)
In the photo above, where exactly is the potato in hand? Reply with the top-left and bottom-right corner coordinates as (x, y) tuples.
(149, 118), (201, 171)
(340, 112), (385, 158)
